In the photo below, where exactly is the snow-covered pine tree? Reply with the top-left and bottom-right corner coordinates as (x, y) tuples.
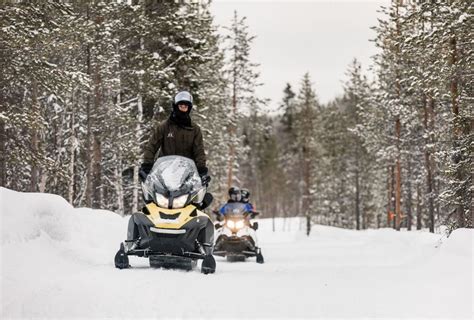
(277, 83), (301, 218)
(364, 1), (416, 230)
(293, 73), (322, 235)
(395, 2), (438, 231)
(433, 1), (473, 230)
(222, 11), (263, 192)
(318, 97), (353, 227)
(342, 59), (380, 229)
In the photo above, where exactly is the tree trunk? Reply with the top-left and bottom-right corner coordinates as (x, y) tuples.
(306, 212), (311, 236)
(30, 79), (39, 192)
(226, 72), (237, 190)
(449, 35), (465, 228)
(85, 5), (92, 207)
(115, 154), (125, 216)
(68, 96), (76, 205)
(115, 92), (125, 216)
(39, 174), (48, 193)
(92, 135), (102, 208)
(416, 183), (422, 230)
(393, 0), (403, 231)
(132, 94), (143, 213)
(391, 165), (396, 229)
(0, 103), (6, 187)
(395, 118), (402, 231)
(355, 168), (360, 230)
(387, 166), (393, 227)
(85, 99), (92, 207)
(132, 27), (146, 214)
(272, 209), (275, 232)
(303, 146), (311, 236)
(406, 160), (412, 231)
(423, 97), (435, 233)
(91, 56), (102, 208)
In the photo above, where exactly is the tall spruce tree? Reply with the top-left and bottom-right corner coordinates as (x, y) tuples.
(278, 83), (300, 217)
(294, 73), (322, 235)
(222, 11), (263, 192)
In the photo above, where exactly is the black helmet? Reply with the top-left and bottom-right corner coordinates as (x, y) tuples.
(174, 91), (193, 109)
(241, 188), (250, 203)
(228, 186), (241, 202)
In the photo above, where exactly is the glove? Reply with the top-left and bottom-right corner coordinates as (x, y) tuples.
(198, 166), (211, 186)
(139, 163), (153, 182)
(200, 173), (211, 187)
(251, 211), (260, 219)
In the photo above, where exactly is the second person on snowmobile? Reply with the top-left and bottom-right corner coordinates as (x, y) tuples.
(217, 187), (258, 219)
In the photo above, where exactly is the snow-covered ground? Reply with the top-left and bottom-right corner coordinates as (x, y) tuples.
(1, 187), (472, 319)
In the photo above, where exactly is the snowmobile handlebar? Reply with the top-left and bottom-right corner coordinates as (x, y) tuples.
(244, 211), (260, 219)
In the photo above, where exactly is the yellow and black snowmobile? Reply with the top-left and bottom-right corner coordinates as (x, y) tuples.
(114, 156), (216, 274)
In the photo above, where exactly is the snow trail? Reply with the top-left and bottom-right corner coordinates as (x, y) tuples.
(1, 188), (472, 319)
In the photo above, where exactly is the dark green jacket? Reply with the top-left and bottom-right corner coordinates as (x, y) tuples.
(143, 119), (207, 173)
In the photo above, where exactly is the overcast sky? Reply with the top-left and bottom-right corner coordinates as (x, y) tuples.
(210, 0), (390, 112)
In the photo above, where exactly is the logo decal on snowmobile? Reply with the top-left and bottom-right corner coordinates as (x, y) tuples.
(167, 132), (174, 138)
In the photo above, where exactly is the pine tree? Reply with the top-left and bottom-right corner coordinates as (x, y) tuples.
(342, 59), (379, 229)
(222, 11), (263, 191)
(277, 83), (300, 217)
(294, 73), (322, 235)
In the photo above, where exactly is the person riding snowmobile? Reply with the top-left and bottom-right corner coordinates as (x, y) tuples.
(217, 187), (253, 218)
(240, 188), (258, 218)
(140, 91), (211, 187)
(213, 187), (264, 263)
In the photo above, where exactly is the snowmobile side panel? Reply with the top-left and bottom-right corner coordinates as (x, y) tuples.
(128, 214), (153, 240)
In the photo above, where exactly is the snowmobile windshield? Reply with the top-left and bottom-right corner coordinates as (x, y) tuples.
(142, 156), (202, 204)
(222, 202), (250, 216)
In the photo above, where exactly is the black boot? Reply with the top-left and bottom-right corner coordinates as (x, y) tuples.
(114, 243), (130, 269)
(201, 255), (216, 274)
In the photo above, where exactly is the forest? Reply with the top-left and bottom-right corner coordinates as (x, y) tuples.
(1, 0), (472, 234)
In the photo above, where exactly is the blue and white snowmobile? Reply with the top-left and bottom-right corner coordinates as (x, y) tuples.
(213, 202), (264, 263)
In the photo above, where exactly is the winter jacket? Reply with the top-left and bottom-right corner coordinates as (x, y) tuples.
(143, 118), (207, 173)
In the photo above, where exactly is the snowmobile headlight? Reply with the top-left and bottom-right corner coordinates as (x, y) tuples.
(235, 220), (245, 229)
(172, 194), (188, 209)
(155, 193), (169, 208)
(226, 220), (235, 228)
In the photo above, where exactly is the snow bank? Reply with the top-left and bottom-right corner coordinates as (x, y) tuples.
(0, 187), (124, 244)
(0, 187), (126, 265)
(1, 187), (74, 243)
